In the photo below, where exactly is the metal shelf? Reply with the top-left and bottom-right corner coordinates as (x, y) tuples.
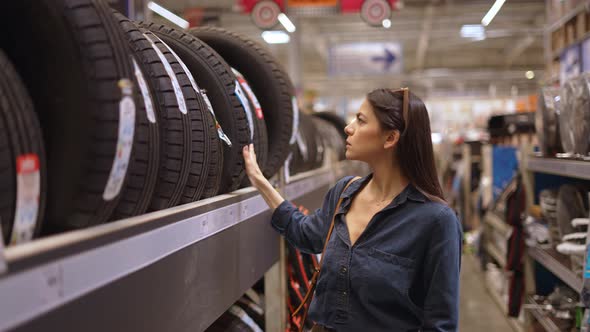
(525, 156), (590, 180)
(527, 246), (583, 292)
(525, 296), (561, 332)
(484, 212), (512, 238)
(0, 161), (362, 332)
(547, 1), (590, 33)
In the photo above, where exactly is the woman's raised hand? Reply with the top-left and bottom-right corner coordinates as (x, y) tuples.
(242, 143), (264, 188)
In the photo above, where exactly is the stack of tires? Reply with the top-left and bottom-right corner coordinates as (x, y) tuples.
(0, 0), (302, 244)
(289, 111), (348, 175)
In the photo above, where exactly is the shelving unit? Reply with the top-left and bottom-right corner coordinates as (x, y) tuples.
(525, 156), (590, 180)
(527, 246), (583, 292)
(525, 295), (561, 332)
(544, 0), (590, 82)
(0, 160), (366, 332)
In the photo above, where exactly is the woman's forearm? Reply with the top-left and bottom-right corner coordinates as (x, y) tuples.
(242, 143), (286, 210)
(254, 177), (285, 210)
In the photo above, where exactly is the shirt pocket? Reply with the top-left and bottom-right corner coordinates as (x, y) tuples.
(365, 247), (422, 315)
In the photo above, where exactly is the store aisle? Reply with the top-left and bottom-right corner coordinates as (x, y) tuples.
(459, 254), (512, 332)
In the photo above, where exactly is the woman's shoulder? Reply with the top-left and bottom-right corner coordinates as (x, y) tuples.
(417, 201), (461, 229)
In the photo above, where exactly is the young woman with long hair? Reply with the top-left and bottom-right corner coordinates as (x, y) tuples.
(243, 88), (462, 331)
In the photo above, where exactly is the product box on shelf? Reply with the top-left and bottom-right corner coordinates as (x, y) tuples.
(560, 43), (582, 83)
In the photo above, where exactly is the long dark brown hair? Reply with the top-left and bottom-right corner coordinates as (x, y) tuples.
(367, 88), (446, 203)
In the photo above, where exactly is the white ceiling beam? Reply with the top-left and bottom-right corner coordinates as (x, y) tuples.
(504, 35), (536, 68)
(415, 4), (435, 71)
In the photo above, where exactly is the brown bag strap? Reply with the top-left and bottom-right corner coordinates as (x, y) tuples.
(292, 176), (361, 325)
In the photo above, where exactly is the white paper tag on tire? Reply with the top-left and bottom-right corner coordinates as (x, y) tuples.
(290, 96), (300, 145)
(103, 80), (135, 201)
(153, 34), (232, 146)
(238, 76), (263, 119)
(143, 32), (187, 115)
(10, 154), (40, 244)
(132, 58), (156, 123)
(234, 80), (254, 141)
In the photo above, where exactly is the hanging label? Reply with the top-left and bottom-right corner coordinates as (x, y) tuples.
(235, 80), (254, 141)
(232, 69), (264, 119)
(10, 154), (41, 244)
(103, 79), (135, 201)
(154, 35), (232, 147)
(284, 152), (293, 183)
(290, 96), (300, 145)
(143, 33), (187, 115)
(240, 78), (263, 119)
(202, 91), (232, 147)
(295, 132), (308, 160)
(132, 58), (156, 123)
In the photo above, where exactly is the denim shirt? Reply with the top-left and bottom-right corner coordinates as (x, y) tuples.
(271, 175), (462, 332)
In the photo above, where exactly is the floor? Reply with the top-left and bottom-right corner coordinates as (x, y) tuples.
(459, 254), (513, 332)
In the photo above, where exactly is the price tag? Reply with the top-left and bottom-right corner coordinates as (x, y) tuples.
(11, 154), (41, 243)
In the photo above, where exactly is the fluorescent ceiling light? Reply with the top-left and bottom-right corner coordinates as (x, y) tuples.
(460, 24), (486, 40)
(262, 31), (290, 44)
(382, 19), (391, 29)
(147, 2), (189, 29)
(278, 13), (296, 33)
(481, 0), (506, 26)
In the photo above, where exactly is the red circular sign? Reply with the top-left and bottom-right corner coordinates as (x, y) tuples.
(360, 0), (391, 27)
(251, 1), (281, 30)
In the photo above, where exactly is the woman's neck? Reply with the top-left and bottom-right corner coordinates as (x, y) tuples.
(367, 158), (409, 202)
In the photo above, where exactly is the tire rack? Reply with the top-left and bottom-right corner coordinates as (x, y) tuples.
(0, 160), (367, 332)
(483, 149), (590, 331)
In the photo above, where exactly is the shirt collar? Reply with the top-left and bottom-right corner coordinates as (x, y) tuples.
(338, 173), (426, 214)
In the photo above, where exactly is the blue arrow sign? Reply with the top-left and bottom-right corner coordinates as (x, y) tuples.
(328, 42), (402, 76)
(371, 48), (396, 71)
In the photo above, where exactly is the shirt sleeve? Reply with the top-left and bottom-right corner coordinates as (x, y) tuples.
(421, 206), (463, 332)
(270, 176), (355, 254)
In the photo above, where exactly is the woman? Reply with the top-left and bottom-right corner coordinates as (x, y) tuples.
(242, 88), (462, 332)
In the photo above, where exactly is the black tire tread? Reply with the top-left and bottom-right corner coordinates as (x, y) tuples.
(140, 22), (250, 194)
(190, 27), (295, 179)
(111, 11), (160, 219)
(0, 50), (46, 244)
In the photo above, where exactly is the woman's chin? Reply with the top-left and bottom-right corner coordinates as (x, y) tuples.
(345, 150), (354, 160)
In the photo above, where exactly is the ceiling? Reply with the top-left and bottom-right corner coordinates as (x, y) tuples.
(147, 0), (547, 98)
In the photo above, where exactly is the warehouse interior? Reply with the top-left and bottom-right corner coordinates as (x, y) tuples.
(0, 0), (589, 331)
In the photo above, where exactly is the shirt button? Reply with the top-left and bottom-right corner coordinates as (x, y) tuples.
(341, 267), (347, 273)
(343, 291), (347, 295)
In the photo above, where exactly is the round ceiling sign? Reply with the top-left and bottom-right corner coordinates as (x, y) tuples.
(360, 0), (392, 27)
(251, 0), (281, 30)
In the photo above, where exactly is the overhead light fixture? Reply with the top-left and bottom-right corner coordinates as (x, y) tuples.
(277, 13), (296, 33)
(147, 2), (189, 29)
(261, 30), (290, 44)
(481, 0), (506, 26)
(525, 71), (535, 80)
(382, 19), (392, 29)
(460, 24), (486, 41)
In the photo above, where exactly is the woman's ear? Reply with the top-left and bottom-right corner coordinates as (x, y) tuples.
(383, 130), (400, 150)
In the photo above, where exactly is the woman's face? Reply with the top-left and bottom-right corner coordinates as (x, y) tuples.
(344, 99), (393, 162)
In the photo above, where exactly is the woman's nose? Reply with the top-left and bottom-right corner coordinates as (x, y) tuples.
(344, 120), (354, 136)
